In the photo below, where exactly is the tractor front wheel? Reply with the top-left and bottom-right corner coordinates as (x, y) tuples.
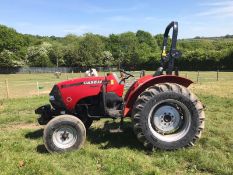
(43, 115), (86, 153)
(132, 83), (205, 150)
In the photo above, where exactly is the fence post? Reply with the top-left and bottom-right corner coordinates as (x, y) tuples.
(185, 73), (188, 78)
(36, 81), (40, 96)
(5, 79), (9, 99)
(140, 70), (145, 78)
(217, 70), (219, 81)
(196, 71), (200, 83)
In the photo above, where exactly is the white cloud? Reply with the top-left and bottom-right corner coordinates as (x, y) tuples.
(197, 1), (233, 17)
(200, 1), (233, 7)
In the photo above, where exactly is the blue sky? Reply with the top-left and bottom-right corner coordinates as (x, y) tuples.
(0, 0), (233, 38)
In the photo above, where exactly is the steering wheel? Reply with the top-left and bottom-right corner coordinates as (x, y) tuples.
(119, 69), (134, 84)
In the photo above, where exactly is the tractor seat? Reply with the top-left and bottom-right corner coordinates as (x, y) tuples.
(105, 92), (123, 109)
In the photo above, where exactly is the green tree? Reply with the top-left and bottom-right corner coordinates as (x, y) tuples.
(0, 25), (28, 52)
(135, 30), (159, 64)
(63, 45), (79, 66)
(136, 30), (155, 46)
(118, 32), (139, 65)
(63, 34), (81, 45)
(77, 34), (105, 67)
(49, 43), (65, 67)
(26, 42), (53, 67)
(0, 49), (24, 67)
(101, 51), (114, 67)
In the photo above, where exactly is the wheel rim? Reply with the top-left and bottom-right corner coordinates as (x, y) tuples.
(52, 125), (78, 149)
(148, 99), (191, 142)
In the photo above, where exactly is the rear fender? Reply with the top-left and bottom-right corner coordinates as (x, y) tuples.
(123, 75), (193, 117)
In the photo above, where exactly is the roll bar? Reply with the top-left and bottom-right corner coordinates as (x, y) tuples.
(155, 21), (181, 76)
(161, 21), (178, 56)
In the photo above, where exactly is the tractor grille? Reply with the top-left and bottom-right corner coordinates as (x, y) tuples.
(49, 85), (66, 110)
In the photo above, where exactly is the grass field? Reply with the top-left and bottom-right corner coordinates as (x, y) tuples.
(0, 71), (233, 99)
(0, 72), (233, 174)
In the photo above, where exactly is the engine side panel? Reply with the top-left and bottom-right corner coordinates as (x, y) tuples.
(57, 77), (103, 111)
(56, 74), (124, 111)
(123, 75), (193, 117)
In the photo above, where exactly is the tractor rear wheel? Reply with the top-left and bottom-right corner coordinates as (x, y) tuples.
(132, 83), (205, 150)
(43, 115), (86, 153)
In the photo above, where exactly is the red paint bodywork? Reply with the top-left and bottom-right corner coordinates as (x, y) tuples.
(123, 75), (193, 117)
(56, 74), (124, 111)
(55, 73), (193, 117)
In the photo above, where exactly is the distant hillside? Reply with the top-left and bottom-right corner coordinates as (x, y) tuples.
(193, 35), (233, 40)
(0, 24), (233, 70)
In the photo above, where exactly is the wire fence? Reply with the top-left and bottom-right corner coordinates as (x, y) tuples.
(0, 71), (233, 99)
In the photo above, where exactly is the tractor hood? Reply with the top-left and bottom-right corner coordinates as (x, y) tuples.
(56, 76), (105, 88)
(50, 74), (124, 111)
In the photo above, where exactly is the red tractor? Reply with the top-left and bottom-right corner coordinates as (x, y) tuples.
(35, 22), (205, 153)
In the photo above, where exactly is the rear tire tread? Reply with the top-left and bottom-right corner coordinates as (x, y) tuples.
(132, 83), (205, 150)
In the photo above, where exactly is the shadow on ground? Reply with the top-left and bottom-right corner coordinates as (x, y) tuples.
(87, 121), (145, 151)
(25, 129), (43, 139)
(24, 120), (145, 154)
(25, 128), (48, 154)
(36, 144), (48, 154)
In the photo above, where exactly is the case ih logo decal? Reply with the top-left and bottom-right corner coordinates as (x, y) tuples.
(61, 80), (103, 88)
(83, 80), (102, 85)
